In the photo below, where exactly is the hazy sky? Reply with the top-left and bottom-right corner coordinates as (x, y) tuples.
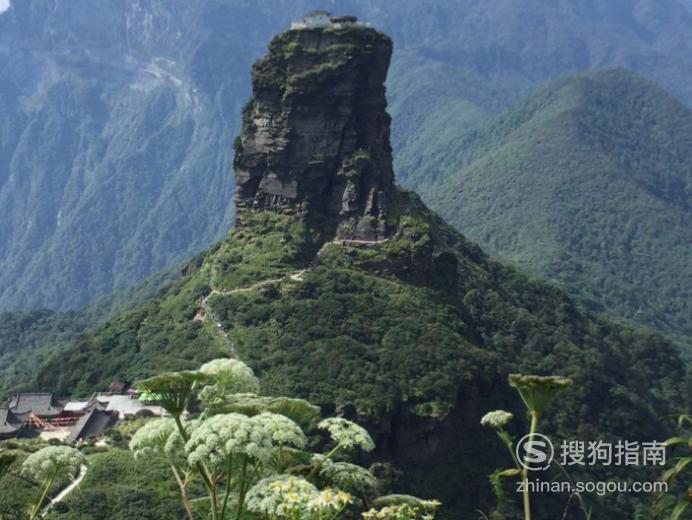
(0, 0), (8, 14)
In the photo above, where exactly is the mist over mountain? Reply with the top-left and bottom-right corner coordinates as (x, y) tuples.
(2, 0), (692, 312)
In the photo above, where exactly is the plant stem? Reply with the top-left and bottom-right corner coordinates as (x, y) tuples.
(522, 411), (539, 520)
(308, 443), (342, 479)
(219, 456), (234, 520)
(234, 456), (249, 520)
(552, 460), (591, 520)
(173, 414), (190, 442)
(168, 458), (195, 520)
(497, 430), (520, 468)
(210, 473), (220, 520)
(29, 468), (58, 520)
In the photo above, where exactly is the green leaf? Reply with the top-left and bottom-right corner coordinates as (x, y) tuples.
(664, 437), (691, 448)
(661, 458), (691, 483)
(496, 468), (521, 478)
(669, 500), (689, 520)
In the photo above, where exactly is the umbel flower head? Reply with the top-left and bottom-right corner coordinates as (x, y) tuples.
(209, 393), (320, 425)
(198, 358), (260, 398)
(21, 446), (85, 482)
(508, 374), (572, 415)
(245, 474), (352, 518)
(480, 410), (514, 429)
(318, 417), (375, 452)
(364, 495), (442, 519)
(129, 418), (193, 460)
(185, 412), (307, 469)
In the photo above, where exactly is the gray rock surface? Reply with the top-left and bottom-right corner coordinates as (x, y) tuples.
(234, 25), (396, 241)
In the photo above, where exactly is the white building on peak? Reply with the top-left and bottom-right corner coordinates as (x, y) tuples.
(291, 11), (364, 30)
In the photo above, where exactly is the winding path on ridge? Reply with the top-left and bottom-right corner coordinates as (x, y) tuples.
(197, 270), (307, 356)
(196, 237), (391, 356)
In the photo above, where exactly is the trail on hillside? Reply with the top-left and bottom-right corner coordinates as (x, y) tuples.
(196, 238), (391, 354)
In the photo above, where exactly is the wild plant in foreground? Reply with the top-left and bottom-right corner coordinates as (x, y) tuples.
(482, 374), (572, 520)
(132, 357), (440, 520)
(21, 446), (85, 520)
(655, 413), (691, 520)
(245, 474), (353, 519)
(362, 495), (441, 519)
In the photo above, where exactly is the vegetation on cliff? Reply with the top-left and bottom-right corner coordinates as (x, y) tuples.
(27, 190), (689, 517)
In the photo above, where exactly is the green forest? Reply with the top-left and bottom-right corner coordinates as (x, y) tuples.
(412, 69), (692, 356)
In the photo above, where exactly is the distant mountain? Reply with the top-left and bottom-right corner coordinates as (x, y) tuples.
(422, 69), (692, 352)
(385, 0), (692, 185)
(3, 0), (692, 311)
(27, 24), (688, 519)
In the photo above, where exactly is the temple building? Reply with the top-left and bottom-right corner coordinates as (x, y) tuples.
(0, 408), (26, 439)
(291, 11), (363, 30)
(0, 386), (165, 442)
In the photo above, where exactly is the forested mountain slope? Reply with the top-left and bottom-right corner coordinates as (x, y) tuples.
(25, 24), (689, 519)
(424, 69), (692, 353)
(0, 310), (86, 397)
(3, 0), (692, 311)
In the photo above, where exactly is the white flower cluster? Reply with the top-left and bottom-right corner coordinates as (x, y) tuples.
(246, 474), (352, 518)
(198, 358), (261, 406)
(258, 412), (307, 446)
(185, 412), (306, 469)
(129, 418), (189, 460)
(480, 410), (514, 429)
(199, 358), (260, 393)
(362, 502), (439, 520)
(318, 417), (375, 452)
(21, 446), (85, 482)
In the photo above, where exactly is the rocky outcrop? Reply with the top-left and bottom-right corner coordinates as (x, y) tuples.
(233, 23), (396, 241)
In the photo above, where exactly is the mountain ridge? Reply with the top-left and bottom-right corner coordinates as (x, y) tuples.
(421, 68), (692, 353)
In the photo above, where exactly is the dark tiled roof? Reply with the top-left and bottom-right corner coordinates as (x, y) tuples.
(0, 407), (26, 435)
(66, 409), (117, 444)
(9, 393), (64, 417)
(84, 397), (107, 412)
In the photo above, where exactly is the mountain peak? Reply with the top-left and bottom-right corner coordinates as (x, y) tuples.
(233, 21), (396, 242)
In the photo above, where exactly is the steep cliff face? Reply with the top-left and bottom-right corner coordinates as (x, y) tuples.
(234, 25), (396, 241)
